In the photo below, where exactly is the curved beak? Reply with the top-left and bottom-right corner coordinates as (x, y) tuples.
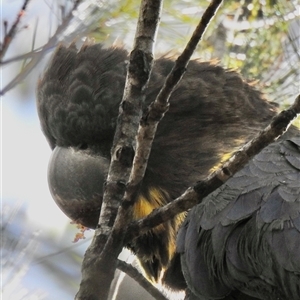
(48, 146), (110, 229)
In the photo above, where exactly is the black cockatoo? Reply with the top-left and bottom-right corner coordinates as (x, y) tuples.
(36, 42), (300, 300)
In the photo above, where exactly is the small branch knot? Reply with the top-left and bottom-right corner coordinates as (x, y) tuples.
(129, 49), (153, 87)
(114, 145), (135, 167)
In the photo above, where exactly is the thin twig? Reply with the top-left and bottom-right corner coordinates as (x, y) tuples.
(117, 260), (169, 300)
(0, 48), (44, 65)
(0, 0), (31, 61)
(0, 0), (83, 96)
(125, 95), (300, 243)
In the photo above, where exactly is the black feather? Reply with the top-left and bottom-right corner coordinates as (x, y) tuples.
(178, 135), (300, 300)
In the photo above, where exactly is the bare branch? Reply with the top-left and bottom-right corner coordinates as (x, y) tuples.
(75, 1), (163, 299)
(0, 48), (44, 65)
(0, 0), (104, 96)
(75, 1), (224, 299)
(125, 94), (300, 243)
(124, 0), (223, 202)
(0, 0), (31, 61)
(117, 260), (168, 300)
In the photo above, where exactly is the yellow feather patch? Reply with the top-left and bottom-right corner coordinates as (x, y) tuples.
(133, 188), (168, 231)
(133, 187), (186, 279)
(209, 138), (247, 173)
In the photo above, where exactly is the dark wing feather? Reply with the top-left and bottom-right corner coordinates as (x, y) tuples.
(37, 43), (128, 154)
(178, 133), (300, 300)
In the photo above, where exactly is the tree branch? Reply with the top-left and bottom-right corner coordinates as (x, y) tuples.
(0, 0), (31, 61)
(0, 0), (103, 96)
(117, 260), (168, 300)
(124, 0), (223, 215)
(75, 1), (163, 299)
(76, 1), (224, 299)
(125, 94), (300, 243)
